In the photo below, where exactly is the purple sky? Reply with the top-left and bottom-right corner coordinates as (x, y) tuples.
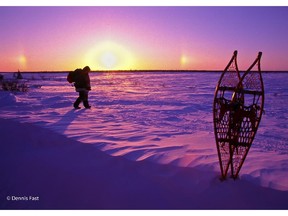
(0, 6), (288, 71)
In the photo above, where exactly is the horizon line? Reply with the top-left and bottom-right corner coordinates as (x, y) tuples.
(1, 69), (288, 73)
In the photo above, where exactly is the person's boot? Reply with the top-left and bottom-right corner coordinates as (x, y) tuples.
(83, 100), (91, 109)
(74, 98), (81, 109)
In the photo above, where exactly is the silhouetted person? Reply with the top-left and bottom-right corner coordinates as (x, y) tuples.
(15, 70), (23, 79)
(73, 66), (91, 109)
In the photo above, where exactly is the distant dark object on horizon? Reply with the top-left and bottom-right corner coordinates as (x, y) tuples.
(0, 70), (28, 92)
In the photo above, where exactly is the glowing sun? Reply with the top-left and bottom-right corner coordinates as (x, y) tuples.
(85, 40), (136, 70)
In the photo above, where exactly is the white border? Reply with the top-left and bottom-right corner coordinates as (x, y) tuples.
(1, 210), (287, 216)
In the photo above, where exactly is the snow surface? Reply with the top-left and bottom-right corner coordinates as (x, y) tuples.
(0, 71), (287, 209)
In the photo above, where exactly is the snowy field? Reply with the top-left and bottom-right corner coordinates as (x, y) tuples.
(0, 71), (288, 209)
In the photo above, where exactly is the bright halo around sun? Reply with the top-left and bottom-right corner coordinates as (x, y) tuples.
(180, 54), (189, 67)
(18, 54), (27, 69)
(85, 40), (136, 70)
(180, 53), (196, 69)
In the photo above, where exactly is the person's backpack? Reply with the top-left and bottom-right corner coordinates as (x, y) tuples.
(67, 68), (82, 83)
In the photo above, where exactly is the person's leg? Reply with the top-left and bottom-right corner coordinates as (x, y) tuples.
(73, 92), (82, 109)
(83, 91), (91, 108)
